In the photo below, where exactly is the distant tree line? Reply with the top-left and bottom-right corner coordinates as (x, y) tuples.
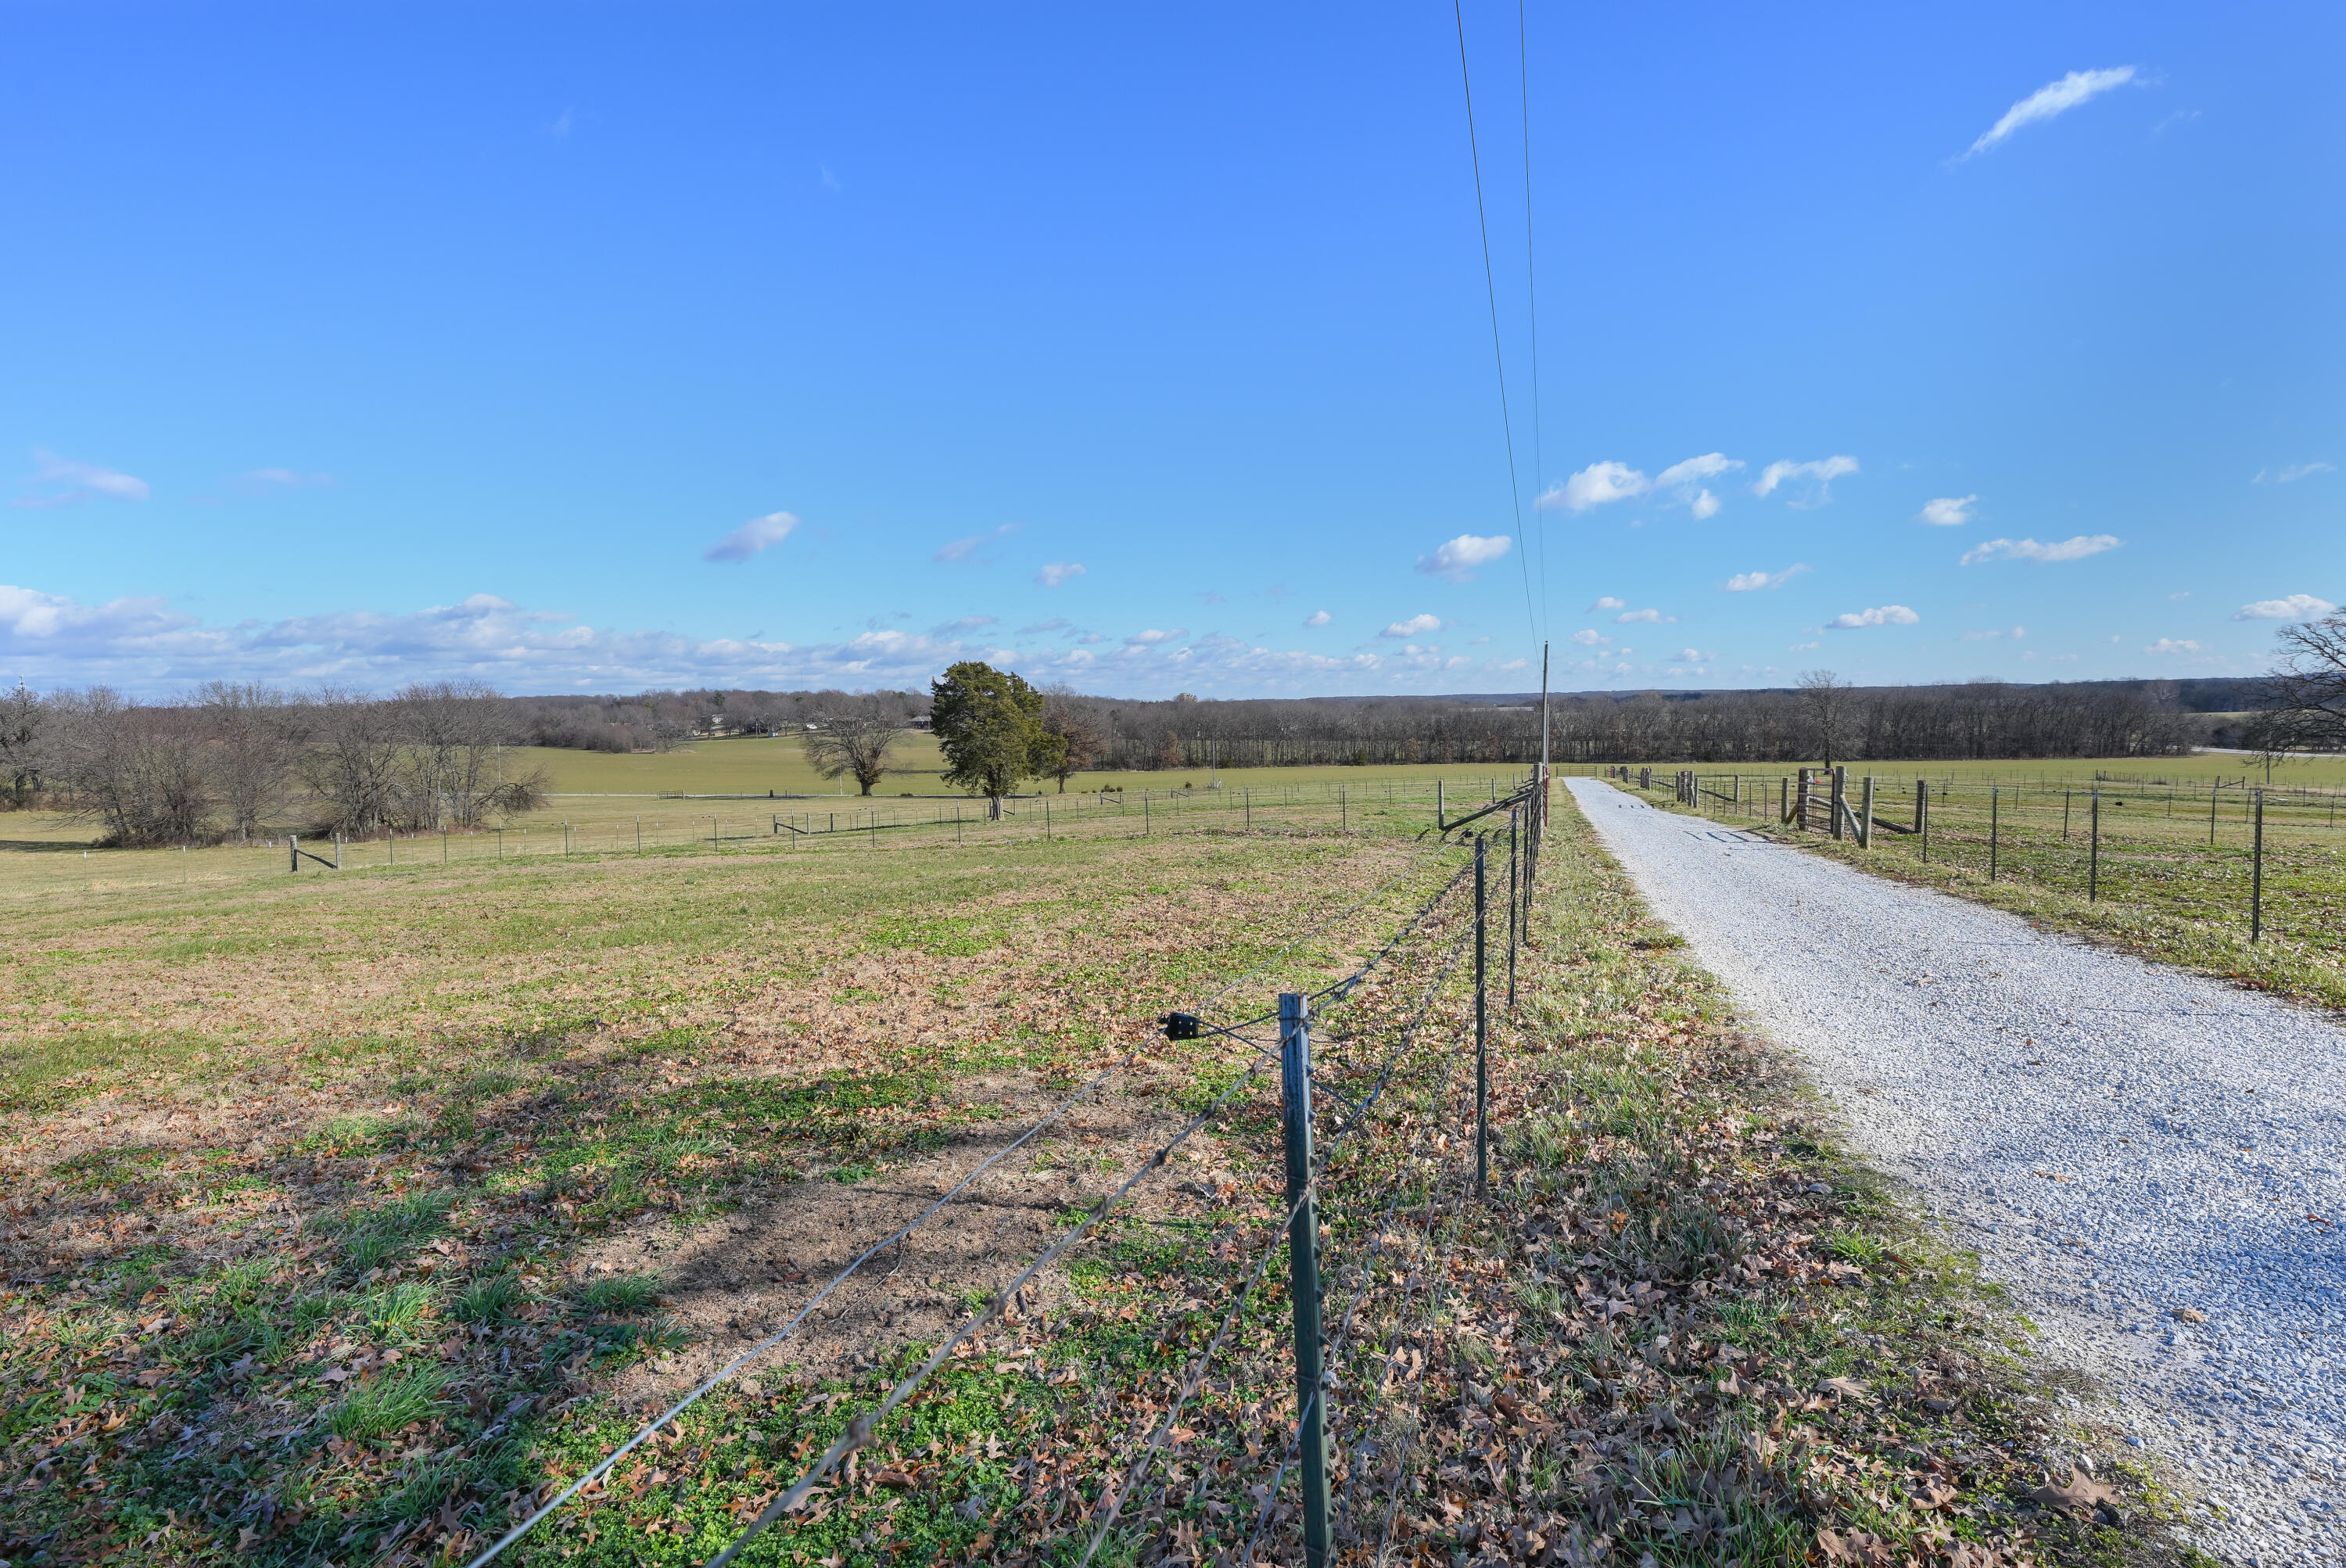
(505, 687), (927, 752)
(0, 681), (547, 845)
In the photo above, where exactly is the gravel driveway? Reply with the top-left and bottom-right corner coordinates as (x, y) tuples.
(1566, 777), (2346, 1566)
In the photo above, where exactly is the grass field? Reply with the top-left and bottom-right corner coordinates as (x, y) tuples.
(0, 778), (2176, 1566)
(1620, 761), (2346, 1014)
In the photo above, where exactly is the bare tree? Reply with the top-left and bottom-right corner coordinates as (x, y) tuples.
(391, 680), (547, 827)
(196, 681), (300, 840)
(300, 685), (406, 834)
(0, 680), (42, 807)
(2256, 611), (2346, 755)
(45, 688), (213, 845)
(1795, 669), (1854, 768)
(801, 709), (906, 795)
(1041, 688), (1105, 791)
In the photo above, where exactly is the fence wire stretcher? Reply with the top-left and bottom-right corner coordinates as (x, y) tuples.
(452, 776), (1546, 1567)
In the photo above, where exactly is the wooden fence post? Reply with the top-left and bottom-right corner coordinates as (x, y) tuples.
(1859, 777), (1874, 849)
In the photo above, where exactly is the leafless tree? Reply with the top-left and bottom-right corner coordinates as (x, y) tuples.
(801, 709), (905, 795)
(45, 688), (212, 845)
(2255, 611), (2346, 755)
(196, 681), (300, 840)
(1041, 688), (1105, 791)
(390, 680), (547, 827)
(300, 685), (407, 834)
(1795, 669), (1854, 768)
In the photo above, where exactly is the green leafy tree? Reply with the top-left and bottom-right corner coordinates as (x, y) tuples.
(930, 662), (1060, 816)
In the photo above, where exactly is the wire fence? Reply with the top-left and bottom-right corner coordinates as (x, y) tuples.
(461, 772), (1551, 1568)
(0, 773), (1545, 903)
(1618, 765), (2341, 949)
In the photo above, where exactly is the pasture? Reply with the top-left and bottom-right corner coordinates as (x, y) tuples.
(0, 771), (2111, 1566)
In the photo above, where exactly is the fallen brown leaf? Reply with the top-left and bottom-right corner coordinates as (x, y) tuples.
(2030, 1466), (2117, 1519)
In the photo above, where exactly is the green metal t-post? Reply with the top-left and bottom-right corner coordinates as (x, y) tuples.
(1474, 834), (1489, 1200)
(1278, 992), (1330, 1568)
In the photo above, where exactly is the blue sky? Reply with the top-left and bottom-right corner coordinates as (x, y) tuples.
(4, 2), (2340, 698)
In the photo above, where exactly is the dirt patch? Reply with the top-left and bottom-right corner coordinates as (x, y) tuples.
(577, 1064), (1249, 1410)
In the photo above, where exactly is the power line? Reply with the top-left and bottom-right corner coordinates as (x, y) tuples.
(1517, 0), (1551, 636)
(1451, 0), (1540, 652)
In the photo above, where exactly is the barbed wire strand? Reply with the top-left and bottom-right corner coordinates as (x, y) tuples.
(701, 1057), (1277, 1568)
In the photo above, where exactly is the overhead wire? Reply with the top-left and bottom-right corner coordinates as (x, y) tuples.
(1517, 0), (1550, 635)
(1451, 0), (1541, 653)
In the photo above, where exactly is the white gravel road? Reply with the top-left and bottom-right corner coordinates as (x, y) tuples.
(1566, 778), (2346, 1566)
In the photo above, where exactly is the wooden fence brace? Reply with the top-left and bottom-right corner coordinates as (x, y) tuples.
(1474, 834), (1489, 1200)
(2252, 791), (2265, 943)
(1277, 992), (1332, 1568)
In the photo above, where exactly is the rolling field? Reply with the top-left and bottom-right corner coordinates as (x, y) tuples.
(0, 780), (2132, 1567)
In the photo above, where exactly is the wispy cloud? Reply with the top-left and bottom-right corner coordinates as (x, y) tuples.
(13, 449), (151, 508)
(1567, 629), (1610, 647)
(2144, 637), (2201, 655)
(702, 511), (800, 563)
(2233, 594), (2337, 621)
(1960, 534), (2119, 565)
(1752, 456), (1858, 507)
(933, 523), (1016, 563)
(1960, 66), (2140, 160)
(1035, 561), (1085, 588)
(2254, 462), (2334, 485)
(1960, 626), (2027, 641)
(1655, 453), (1742, 519)
(1542, 461), (1648, 512)
(1917, 494), (1978, 526)
(235, 467), (335, 493)
(1017, 617), (1069, 635)
(1415, 533), (1512, 581)
(1789, 640), (1822, 651)
(1125, 627), (1186, 646)
(1614, 607), (1673, 624)
(1725, 564), (1810, 592)
(1587, 595), (1625, 612)
(1380, 614), (1442, 639)
(1826, 605), (1920, 630)
(1303, 610), (1331, 628)
(933, 615), (998, 636)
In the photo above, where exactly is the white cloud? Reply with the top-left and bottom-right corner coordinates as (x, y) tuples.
(1960, 625), (2027, 641)
(1568, 629), (1609, 646)
(1789, 640), (1822, 651)
(1960, 534), (2120, 565)
(2254, 462), (2334, 485)
(1017, 617), (1069, 634)
(13, 449), (151, 508)
(2168, 591), (2192, 601)
(1125, 627), (1187, 646)
(1380, 613), (1443, 639)
(1543, 461), (1649, 511)
(1587, 595), (1626, 612)
(1826, 604), (1920, 630)
(702, 511), (800, 563)
(1035, 561), (1085, 588)
(1415, 533), (1512, 581)
(1614, 608), (1673, 624)
(933, 523), (1016, 563)
(1677, 648), (1708, 662)
(2233, 594), (2337, 621)
(1917, 494), (1978, 527)
(1752, 456), (1859, 507)
(1725, 564), (1810, 592)
(1961, 66), (2140, 160)
(2144, 637), (2201, 654)
(933, 615), (998, 636)
(1688, 490), (1720, 519)
(1303, 610), (1331, 627)
(1655, 453), (1740, 489)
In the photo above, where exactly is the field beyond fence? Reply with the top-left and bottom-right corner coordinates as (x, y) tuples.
(1620, 762), (2346, 1013)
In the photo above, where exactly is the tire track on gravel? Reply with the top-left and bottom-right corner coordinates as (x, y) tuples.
(1566, 777), (2346, 1566)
